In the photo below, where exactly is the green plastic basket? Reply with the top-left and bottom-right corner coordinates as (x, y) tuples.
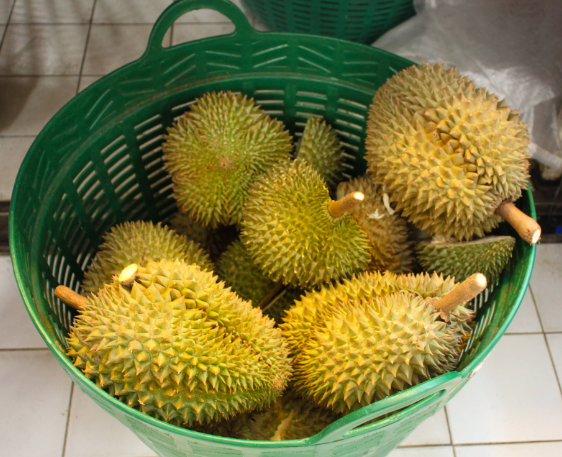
(9, 1), (535, 456)
(241, 0), (415, 43)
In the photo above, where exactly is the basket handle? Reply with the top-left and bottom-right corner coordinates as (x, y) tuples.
(144, 0), (255, 57)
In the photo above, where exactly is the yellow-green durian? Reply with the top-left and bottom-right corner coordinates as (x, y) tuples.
(337, 176), (413, 273)
(82, 221), (213, 294)
(366, 63), (530, 241)
(280, 271), (458, 355)
(241, 161), (370, 288)
(163, 91), (293, 228)
(416, 235), (515, 285)
(296, 116), (345, 188)
(67, 260), (292, 427)
(293, 291), (474, 413)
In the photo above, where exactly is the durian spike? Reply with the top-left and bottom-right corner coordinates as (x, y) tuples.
(328, 192), (364, 218)
(495, 200), (541, 245)
(55, 285), (87, 311)
(257, 282), (285, 309)
(433, 273), (487, 321)
(118, 263), (138, 286)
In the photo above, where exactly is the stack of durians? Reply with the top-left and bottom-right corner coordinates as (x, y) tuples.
(55, 63), (540, 440)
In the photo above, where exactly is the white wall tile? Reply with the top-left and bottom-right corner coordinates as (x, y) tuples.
(78, 75), (101, 92)
(171, 23), (235, 46)
(0, 349), (72, 457)
(546, 333), (562, 386)
(0, 0), (14, 24)
(400, 407), (451, 446)
(11, 0), (95, 24)
(531, 245), (562, 332)
(389, 446), (455, 457)
(93, 0), (172, 24)
(447, 334), (562, 444)
(505, 286), (542, 334)
(455, 441), (562, 457)
(0, 136), (34, 200)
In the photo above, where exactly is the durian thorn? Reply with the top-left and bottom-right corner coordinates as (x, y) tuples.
(257, 282), (285, 309)
(55, 285), (87, 311)
(495, 200), (541, 245)
(328, 192), (364, 218)
(118, 263), (139, 286)
(433, 273), (487, 321)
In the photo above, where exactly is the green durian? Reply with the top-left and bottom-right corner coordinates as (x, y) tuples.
(416, 235), (515, 285)
(296, 116), (345, 188)
(241, 161), (370, 288)
(366, 63), (530, 241)
(280, 271), (458, 355)
(293, 291), (474, 413)
(195, 388), (341, 440)
(82, 221), (213, 294)
(163, 91), (293, 228)
(337, 176), (413, 273)
(68, 259), (292, 426)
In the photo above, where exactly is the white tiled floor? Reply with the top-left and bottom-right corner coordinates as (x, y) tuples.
(0, 1), (561, 456)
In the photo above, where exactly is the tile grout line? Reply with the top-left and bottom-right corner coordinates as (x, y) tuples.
(544, 334), (562, 397)
(399, 439), (562, 448)
(76, 0), (98, 94)
(528, 284), (546, 333)
(0, 347), (50, 352)
(61, 382), (75, 457)
(5, 21), (235, 26)
(0, 0), (16, 53)
(443, 406), (457, 457)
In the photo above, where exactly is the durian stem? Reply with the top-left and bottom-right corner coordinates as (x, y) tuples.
(495, 200), (541, 245)
(258, 282), (284, 309)
(119, 263), (139, 286)
(433, 273), (487, 320)
(328, 192), (364, 218)
(262, 288), (287, 313)
(55, 285), (87, 311)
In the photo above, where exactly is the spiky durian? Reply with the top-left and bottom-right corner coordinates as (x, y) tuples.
(241, 161), (370, 288)
(296, 116), (345, 188)
(195, 388), (340, 440)
(163, 91), (293, 228)
(67, 260), (292, 426)
(416, 235), (515, 285)
(82, 221), (213, 294)
(337, 176), (413, 273)
(293, 291), (474, 413)
(366, 63), (530, 241)
(280, 271), (459, 355)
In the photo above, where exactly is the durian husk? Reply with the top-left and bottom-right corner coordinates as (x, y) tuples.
(337, 176), (413, 273)
(366, 62), (530, 241)
(241, 161), (370, 288)
(82, 221), (213, 294)
(68, 260), (292, 427)
(416, 235), (515, 285)
(163, 91), (293, 228)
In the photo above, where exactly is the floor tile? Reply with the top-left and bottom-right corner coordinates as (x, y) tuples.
(0, 0), (14, 24)
(389, 446), (454, 457)
(447, 334), (562, 444)
(546, 333), (562, 386)
(0, 25), (88, 75)
(0, 136), (34, 200)
(78, 75), (100, 92)
(400, 407), (451, 446)
(83, 25), (170, 75)
(92, 0), (172, 24)
(530, 244), (562, 332)
(11, 0), (95, 24)
(171, 23), (235, 46)
(253, 19), (269, 32)
(174, 0), (246, 23)
(0, 255), (45, 348)
(505, 286), (542, 334)
(455, 441), (562, 457)
(0, 349), (72, 457)
(65, 387), (157, 457)
(0, 76), (78, 135)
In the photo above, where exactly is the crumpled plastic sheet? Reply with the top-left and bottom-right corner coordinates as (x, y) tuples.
(372, 0), (562, 170)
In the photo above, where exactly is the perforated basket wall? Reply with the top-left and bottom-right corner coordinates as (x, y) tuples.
(241, 0), (415, 43)
(9, 1), (535, 456)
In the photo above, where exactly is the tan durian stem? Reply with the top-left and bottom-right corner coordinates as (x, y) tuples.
(55, 285), (87, 311)
(495, 200), (541, 245)
(433, 273), (487, 321)
(258, 282), (285, 309)
(328, 192), (364, 218)
(118, 263), (138, 286)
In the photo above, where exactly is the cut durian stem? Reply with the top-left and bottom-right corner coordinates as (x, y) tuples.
(433, 273), (487, 321)
(55, 285), (87, 311)
(328, 192), (364, 218)
(495, 200), (541, 245)
(258, 282), (284, 309)
(118, 263), (138, 285)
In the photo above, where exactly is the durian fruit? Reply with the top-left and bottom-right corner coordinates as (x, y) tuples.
(416, 235), (515, 285)
(280, 270), (458, 355)
(293, 274), (484, 413)
(61, 260), (292, 426)
(163, 91), (293, 228)
(215, 240), (302, 323)
(337, 176), (413, 273)
(241, 161), (370, 288)
(366, 62), (541, 244)
(195, 388), (341, 440)
(82, 221), (213, 294)
(295, 116), (345, 188)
